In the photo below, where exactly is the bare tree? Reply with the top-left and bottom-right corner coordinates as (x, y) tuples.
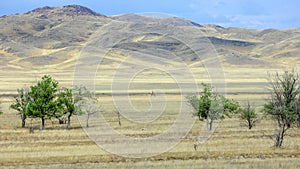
(74, 86), (102, 128)
(76, 97), (102, 128)
(10, 88), (30, 128)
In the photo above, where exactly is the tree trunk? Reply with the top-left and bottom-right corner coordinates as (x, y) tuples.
(117, 111), (121, 126)
(275, 124), (287, 147)
(279, 124), (286, 147)
(22, 114), (26, 128)
(86, 114), (90, 128)
(67, 114), (71, 129)
(209, 119), (213, 130)
(248, 119), (253, 130)
(41, 117), (45, 130)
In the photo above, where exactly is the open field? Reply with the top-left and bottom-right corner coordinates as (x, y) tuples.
(0, 5), (300, 168)
(1, 65), (300, 168)
(1, 97), (300, 168)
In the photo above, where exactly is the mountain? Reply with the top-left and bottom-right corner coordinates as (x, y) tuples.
(0, 5), (299, 94)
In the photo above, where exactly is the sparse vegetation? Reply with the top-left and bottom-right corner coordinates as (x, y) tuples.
(0, 4), (299, 168)
(0, 100), (2, 115)
(10, 75), (78, 130)
(73, 86), (102, 128)
(10, 88), (30, 128)
(264, 70), (300, 147)
(239, 101), (258, 129)
(187, 83), (240, 130)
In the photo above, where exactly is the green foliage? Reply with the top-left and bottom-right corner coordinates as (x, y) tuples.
(264, 70), (300, 147)
(27, 75), (59, 118)
(58, 87), (76, 115)
(198, 83), (212, 120)
(187, 83), (241, 130)
(223, 97), (241, 117)
(240, 101), (258, 129)
(9, 79), (94, 130)
(58, 87), (77, 129)
(26, 75), (61, 129)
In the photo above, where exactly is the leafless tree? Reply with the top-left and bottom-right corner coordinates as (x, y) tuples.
(76, 97), (102, 128)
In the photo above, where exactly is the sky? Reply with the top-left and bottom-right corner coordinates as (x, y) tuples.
(0, 0), (299, 29)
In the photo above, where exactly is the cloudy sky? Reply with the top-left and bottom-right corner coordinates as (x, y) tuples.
(0, 0), (299, 29)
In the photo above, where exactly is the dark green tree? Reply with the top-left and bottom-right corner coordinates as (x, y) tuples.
(10, 88), (30, 128)
(240, 101), (258, 129)
(187, 83), (240, 130)
(26, 75), (60, 130)
(58, 87), (84, 129)
(264, 70), (300, 147)
(198, 83), (212, 121)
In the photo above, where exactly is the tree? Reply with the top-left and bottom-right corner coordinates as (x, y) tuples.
(264, 70), (300, 147)
(10, 88), (30, 128)
(58, 87), (78, 129)
(26, 75), (60, 130)
(240, 101), (258, 129)
(77, 98), (101, 128)
(187, 83), (240, 130)
(0, 99), (3, 115)
(58, 88), (83, 129)
(74, 86), (102, 128)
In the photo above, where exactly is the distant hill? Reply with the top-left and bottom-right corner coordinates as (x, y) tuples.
(0, 5), (299, 75)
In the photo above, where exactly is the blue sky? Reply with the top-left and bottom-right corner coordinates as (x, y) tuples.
(0, 0), (299, 29)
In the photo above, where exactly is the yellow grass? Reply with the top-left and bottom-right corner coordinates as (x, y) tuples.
(1, 90), (300, 168)
(1, 62), (300, 168)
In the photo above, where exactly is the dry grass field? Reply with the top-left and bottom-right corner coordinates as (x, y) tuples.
(1, 65), (300, 168)
(0, 5), (300, 168)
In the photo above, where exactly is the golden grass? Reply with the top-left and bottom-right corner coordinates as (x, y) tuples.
(1, 91), (300, 168)
(1, 64), (300, 168)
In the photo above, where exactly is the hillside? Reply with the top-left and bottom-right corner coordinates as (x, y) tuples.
(1, 5), (300, 168)
(0, 5), (299, 94)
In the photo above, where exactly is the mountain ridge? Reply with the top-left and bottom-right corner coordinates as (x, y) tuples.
(0, 5), (299, 72)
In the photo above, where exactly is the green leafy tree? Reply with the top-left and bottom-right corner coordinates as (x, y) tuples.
(10, 88), (30, 128)
(26, 75), (60, 130)
(187, 83), (240, 130)
(58, 87), (76, 129)
(240, 101), (258, 129)
(264, 70), (300, 147)
(198, 83), (212, 121)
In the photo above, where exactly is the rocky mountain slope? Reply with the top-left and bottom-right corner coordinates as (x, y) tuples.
(0, 5), (299, 71)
